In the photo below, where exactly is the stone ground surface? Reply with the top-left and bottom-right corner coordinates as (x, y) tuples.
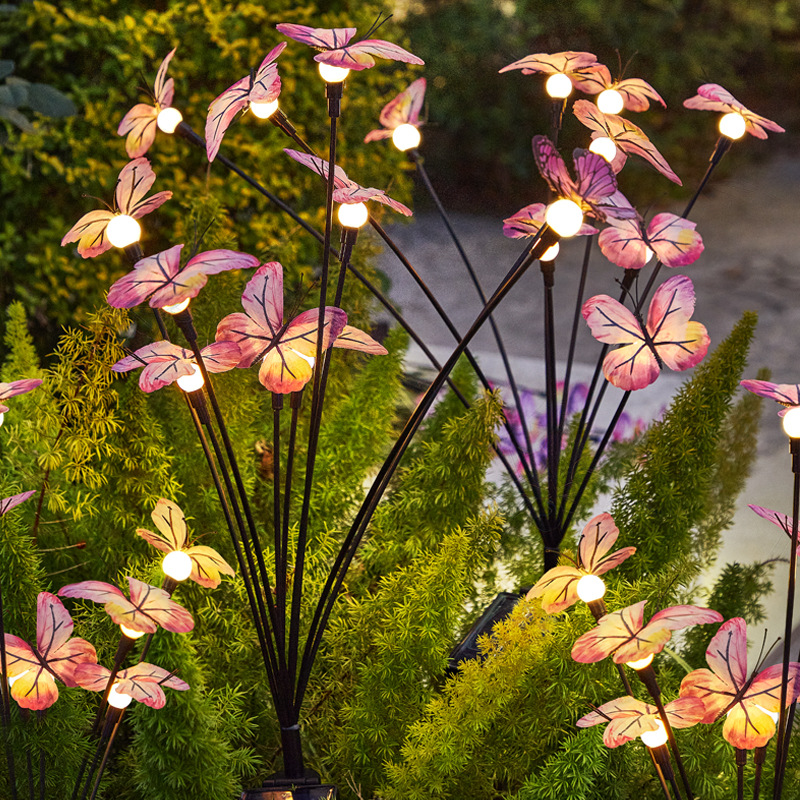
(372, 152), (800, 666)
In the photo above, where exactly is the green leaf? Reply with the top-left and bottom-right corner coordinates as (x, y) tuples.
(0, 59), (13, 80)
(27, 82), (77, 117)
(0, 104), (33, 132)
(5, 75), (29, 107)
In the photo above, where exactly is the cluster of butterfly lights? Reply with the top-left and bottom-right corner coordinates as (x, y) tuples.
(104, 60), (378, 261)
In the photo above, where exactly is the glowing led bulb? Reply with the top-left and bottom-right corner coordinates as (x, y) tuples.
(318, 63), (350, 83)
(177, 364), (205, 393)
(719, 112), (746, 140)
(250, 99), (279, 119)
(589, 136), (617, 163)
(783, 406), (800, 439)
(337, 202), (369, 229)
(162, 550), (193, 582)
(108, 683), (133, 709)
(162, 297), (190, 315)
(545, 72), (572, 99)
(156, 107), (183, 134)
(626, 653), (654, 671)
(106, 215), (141, 248)
(392, 123), (421, 152)
(576, 574), (606, 602)
(545, 198), (584, 238)
(640, 720), (668, 748)
(597, 88), (624, 115)
(120, 624), (145, 640)
(540, 242), (560, 262)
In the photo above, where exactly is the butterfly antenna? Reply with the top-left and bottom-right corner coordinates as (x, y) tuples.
(82, 193), (114, 213)
(753, 629), (780, 676)
(620, 51), (638, 81)
(364, 11), (392, 39)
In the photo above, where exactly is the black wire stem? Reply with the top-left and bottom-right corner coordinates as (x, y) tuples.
(0, 581), (18, 800)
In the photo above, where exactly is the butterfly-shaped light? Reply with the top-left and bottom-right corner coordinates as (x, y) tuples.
(527, 513), (635, 614)
(75, 661), (189, 709)
(573, 100), (681, 185)
(598, 214), (704, 271)
(111, 341), (241, 394)
(275, 22), (424, 75)
(572, 600), (722, 665)
(61, 158), (172, 258)
(683, 84), (784, 140)
(58, 576), (194, 636)
(215, 262), (387, 394)
(118, 48), (178, 158)
(284, 148), (412, 218)
(2, 593), (97, 710)
(205, 42), (286, 162)
(503, 202), (597, 241)
(137, 498), (235, 588)
(364, 77), (426, 152)
(681, 617), (800, 749)
(582, 275), (710, 391)
(577, 695), (705, 748)
(571, 64), (665, 114)
(499, 51), (601, 99)
(0, 490), (36, 515)
(107, 243), (259, 310)
(0, 378), (42, 426)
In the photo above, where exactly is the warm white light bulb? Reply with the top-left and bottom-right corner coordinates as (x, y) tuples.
(783, 406), (800, 439)
(162, 550), (193, 582)
(108, 683), (133, 709)
(106, 215), (141, 248)
(318, 62), (350, 83)
(337, 202), (369, 229)
(545, 198), (584, 238)
(597, 88), (624, 115)
(576, 574), (606, 602)
(249, 99), (279, 119)
(545, 72), (573, 99)
(540, 242), (560, 262)
(392, 123), (421, 152)
(719, 112), (746, 140)
(640, 720), (668, 748)
(156, 106), (183, 134)
(120, 624), (145, 640)
(162, 297), (190, 315)
(626, 653), (655, 671)
(177, 364), (205, 393)
(589, 136), (617, 163)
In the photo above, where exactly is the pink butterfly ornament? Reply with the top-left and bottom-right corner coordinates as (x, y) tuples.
(499, 51), (600, 99)
(2, 593), (97, 710)
(0, 490), (36, 515)
(681, 617), (800, 749)
(276, 21), (424, 72)
(75, 661), (189, 709)
(571, 64), (665, 114)
(684, 84), (784, 140)
(137, 498), (235, 588)
(58, 576), (194, 636)
(598, 213), (703, 271)
(61, 157), (172, 258)
(216, 262), (387, 394)
(112, 340), (241, 393)
(527, 512), (635, 614)
(0, 378), (43, 419)
(205, 42), (286, 162)
(741, 380), (800, 430)
(572, 600), (722, 665)
(577, 695), (705, 748)
(749, 504), (800, 556)
(365, 77), (426, 151)
(118, 48), (179, 158)
(107, 243), (260, 311)
(582, 275), (710, 391)
(503, 203), (597, 241)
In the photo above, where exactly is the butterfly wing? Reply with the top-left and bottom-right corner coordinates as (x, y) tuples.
(284, 148), (350, 190)
(127, 576), (194, 633)
(598, 218), (650, 270)
(58, 580), (149, 631)
(569, 63), (612, 95)
(250, 42), (286, 102)
(186, 545), (235, 588)
(0, 490), (36, 515)
(3, 634), (60, 710)
(153, 48), (176, 107)
(115, 157), (172, 218)
(531, 136), (575, 199)
(572, 600), (647, 663)
(572, 148), (617, 205)
(198, 342), (241, 373)
(36, 593), (96, 687)
(107, 243), (184, 308)
(140, 497), (188, 552)
(366, 77), (426, 142)
(577, 696), (658, 748)
(316, 38), (424, 70)
(741, 380), (800, 407)
(527, 565), (582, 614)
(276, 23), (357, 49)
(614, 77), (666, 112)
(206, 75), (250, 162)
(645, 214), (703, 267)
(0, 378), (43, 402)
(645, 275), (709, 373)
(499, 50), (599, 75)
(333, 325), (389, 354)
(61, 209), (115, 258)
(578, 512), (635, 574)
(333, 184), (412, 216)
(112, 341), (195, 392)
(117, 103), (158, 159)
(582, 294), (659, 390)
